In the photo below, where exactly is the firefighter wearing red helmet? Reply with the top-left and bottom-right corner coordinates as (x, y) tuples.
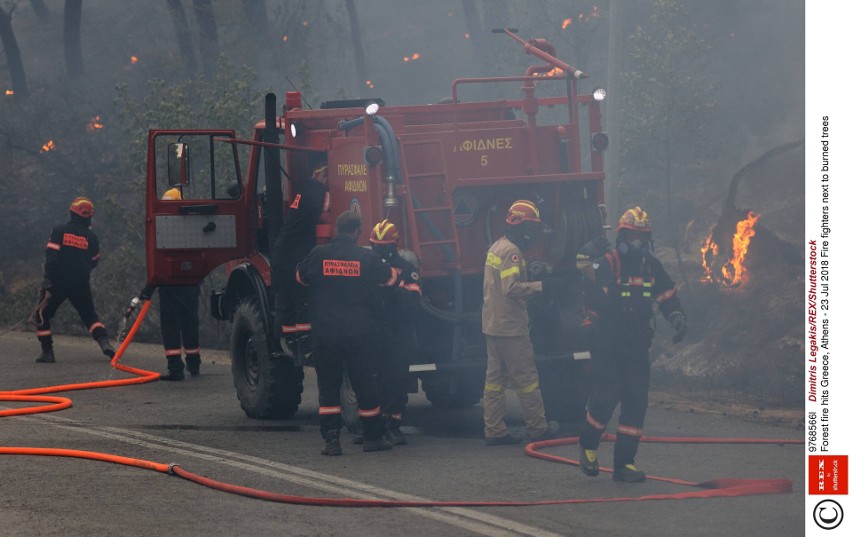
(369, 219), (422, 445)
(575, 206), (687, 482)
(481, 200), (558, 445)
(32, 197), (115, 363)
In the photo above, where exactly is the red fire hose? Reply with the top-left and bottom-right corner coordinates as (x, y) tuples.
(1, 300), (800, 507)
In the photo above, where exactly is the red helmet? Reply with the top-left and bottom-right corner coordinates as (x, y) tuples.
(69, 197), (94, 218)
(369, 219), (399, 244)
(617, 206), (652, 233)
(505, 200), (541, 225)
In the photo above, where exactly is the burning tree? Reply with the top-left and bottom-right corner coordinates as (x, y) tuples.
(700, 210), (759, 287)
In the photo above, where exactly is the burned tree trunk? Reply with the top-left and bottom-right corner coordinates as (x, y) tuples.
(344, 0), (368, 97)
(192, 0), (220, 79)
(242, 0), (269, 41)
(167, 0), (198, 77)
(0, 6), (29, 99)
(64, 0), (84, 77)
(30, 0), (50, 22)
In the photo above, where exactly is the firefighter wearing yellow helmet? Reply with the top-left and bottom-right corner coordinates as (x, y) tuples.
(369, 219), (422, 445)
(575, 206), (687, 482)
(481, 200), (559, 445)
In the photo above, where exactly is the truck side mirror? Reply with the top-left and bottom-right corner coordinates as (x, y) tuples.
(167, 143), (191, 186)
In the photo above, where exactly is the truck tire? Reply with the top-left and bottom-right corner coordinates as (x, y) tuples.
(422, 374), (482, 409)
(231, 296), (304, 419)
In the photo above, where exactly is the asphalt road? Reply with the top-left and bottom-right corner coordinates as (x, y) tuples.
(1, 331), (804, 537)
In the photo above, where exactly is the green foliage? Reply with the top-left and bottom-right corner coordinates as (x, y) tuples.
(619, 0), (717, 233)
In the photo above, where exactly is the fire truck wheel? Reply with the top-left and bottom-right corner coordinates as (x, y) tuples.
(231, 296), (304, 419)
(340, 369), (361, 433)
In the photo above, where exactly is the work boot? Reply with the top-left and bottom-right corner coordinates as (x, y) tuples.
(160, 356), (185, 381)
(527, 420), (560, 443)
(612, 464), (646, 483)
(185, 354), (201, 376)
(35, 347), (56, 363)
(363, 436), (394, 452)
(579, 446), (600, 477)
(97, 337), (116, 359)
(384, 418), (407, 446)
(352, 421), (364, 444)
(485, 434), (522, 446)
(321, 430), (342, 456)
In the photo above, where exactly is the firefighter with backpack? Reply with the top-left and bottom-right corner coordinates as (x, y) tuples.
(575, 207), (687, 482)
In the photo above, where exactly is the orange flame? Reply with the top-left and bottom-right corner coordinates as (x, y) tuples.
(365, 80), (375, 89)
(701, 211), (760, 287)
(562, 18), (572, 29)
(41, 140), (56, 153)
(464, 33), (470, 39)
(5, 89), (13, 95)
(403, 53), (421, 63)
(87, 116), (104, 132)
(282, 35), (289, 42)
(533, 67), (565, 78)
(130, 55), (138, 64)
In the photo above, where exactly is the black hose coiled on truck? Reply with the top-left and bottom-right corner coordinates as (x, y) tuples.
(420, 296), (481, 325)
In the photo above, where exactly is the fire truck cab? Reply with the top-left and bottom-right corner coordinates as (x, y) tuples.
(145, 30), (608, 424)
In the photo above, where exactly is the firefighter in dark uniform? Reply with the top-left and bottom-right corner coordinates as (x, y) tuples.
(482, 200), (559, 445)
(576, 207), (688, 482)
(369, 219), (422, 445)
(272, 163), (330, 356)
(148, 187), (202, 381)
(296, 211), (401, 455)
(33, 197), (115, 363)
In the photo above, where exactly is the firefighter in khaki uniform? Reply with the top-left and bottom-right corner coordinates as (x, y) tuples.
(576, 207), (687, 482)
(481, 200), (559, 445)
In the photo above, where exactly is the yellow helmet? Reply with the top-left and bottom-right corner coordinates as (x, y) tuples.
(617, 207), (652, 232)
(162, 188), (182, 201)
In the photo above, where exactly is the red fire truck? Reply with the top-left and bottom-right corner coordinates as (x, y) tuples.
(144, 30), (608, 424)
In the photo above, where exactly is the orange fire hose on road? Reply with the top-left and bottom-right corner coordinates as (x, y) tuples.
(1, 299), (801, 507)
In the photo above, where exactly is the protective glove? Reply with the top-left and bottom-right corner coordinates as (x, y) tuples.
(668, 311), (687, 343)
(577, 236), (611, 260)
(139, 284), (156, 301)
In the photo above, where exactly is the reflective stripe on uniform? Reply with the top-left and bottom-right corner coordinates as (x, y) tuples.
(358, 406), (382, 418)
(656, 288), (677, 303)
(500, 266), (520, 279)
(319, 406), (341, 415)
(46, 242), (60, 251)
(36, 330), (52, 337)
(88, 322), (105, 333)
(617, 424), (643, 437)
(183, 347), (200, 354)
(486, 252), (502, 269)
(586, 412), (606, 430)
(517, 381), (540, 394)
(165, 348), (182, 357)
(384, 267), (400, 287)
(484, 382), (505, 393)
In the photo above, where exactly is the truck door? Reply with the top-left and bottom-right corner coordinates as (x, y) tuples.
(145, 129), (253, 286)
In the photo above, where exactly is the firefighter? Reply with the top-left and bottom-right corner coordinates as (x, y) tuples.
(271, 163), (330, 358)
(33, 197), (115, 363)
(296, 211), (402, 455)
(150, 187), (202, 381)
(575, 207), (688, 483)
(481, 200), (559, 445)
(369, 219), (422, 445)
